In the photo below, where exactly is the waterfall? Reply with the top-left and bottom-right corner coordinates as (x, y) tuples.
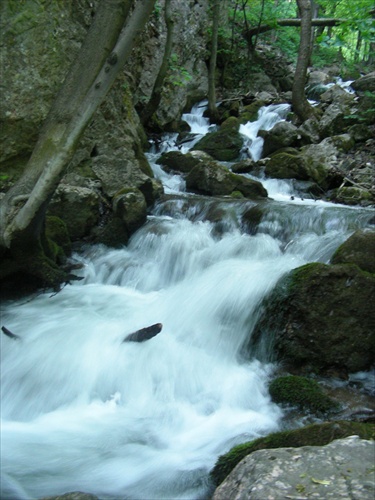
(1, 102), (373, 500)
(240, 103), (290, 161)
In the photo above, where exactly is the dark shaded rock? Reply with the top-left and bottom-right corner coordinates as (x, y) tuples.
(241, 204), (265, 234)
(265, 149), (309, 180)
(331, 229), (375, 273)
(269, 375), (339, 415)
(156, 151), (199, 173)
(112, 188), (147, 235)
(261, 121), (300, 157)
(352, 72), (375, 92)
(192, 128), (243, 161)
(231, 159), (257, 174)
(212, 436), (375, 500)
(249, 262), (375, 375)
(186, 160), (268, 199)
(210, 421), (374, 487)
(41, 493), (99, 500)
(48, 185), (100, 241)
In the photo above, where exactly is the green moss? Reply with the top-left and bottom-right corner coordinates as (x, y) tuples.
(210, 421), (374, 486)
(221, 117), (240, 131)
(230, 190), (245, 199)
(269, 375), (340, 414)
(45, 216), (71, 256)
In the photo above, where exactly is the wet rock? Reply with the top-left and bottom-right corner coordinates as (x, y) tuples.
(41, 493), (99, 500)
(210, 421), (375, 488)
(261, 121), (300, 157)
(112, 188), (147, 235)
(249, 262), (375, 375)
(331, 229), (375, 273)
(192, 128), (243, 161)
(186, 159), (268, 199)
(212, 436), (375, 500)
(351, 71), (375, 92)
(48, 185), (100, 241)
(156, 151), (199, 173)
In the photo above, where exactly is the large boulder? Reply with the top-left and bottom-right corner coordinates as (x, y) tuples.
(192, 128), (244, 161)
(331, 229), (375, 273)
(261, 121), (300, 157)
(112, 188), (147, 235)
(351, 72), (375, 92)
(265, 149), (310, 181)
(249, 262), (375, 375)
(156, 150), (201, 174)
(212, 436), (375, 500)
(186, 158), (268, 199)
(48, 183), (100, 241)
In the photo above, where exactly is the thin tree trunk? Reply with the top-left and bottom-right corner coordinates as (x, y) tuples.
(208, 0), (220, 122)
(292, 0), (316, 122)
(139, 0), (174, 127)
(0, 0), (156, 285)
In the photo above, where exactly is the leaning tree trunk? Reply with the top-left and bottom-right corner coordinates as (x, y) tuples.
(139, 0), (174, 127)
(0, 0), (156, 288)
(292, 0), (316, 122)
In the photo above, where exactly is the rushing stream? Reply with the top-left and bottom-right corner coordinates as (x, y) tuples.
(1, 102), (373, 500)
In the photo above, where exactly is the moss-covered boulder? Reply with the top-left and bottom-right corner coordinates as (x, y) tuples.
(45, 216), (71, 260)
(331, 229), (375, 273)
(268, 375), (339, 414)
(328, 186), (375, 206)
(249, 262), (375, 375)
(192, 128), (243, 161)
(265, 149), (310, 180)
(261, 121), (300, 157)
(156, 150), (199, 174)
(186, 159), (268, 199)
(210, 421), (374, 487)
(48, 184), (100, 241)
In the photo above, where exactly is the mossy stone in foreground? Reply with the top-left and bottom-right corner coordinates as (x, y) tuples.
(269, 375), (339, 414)
(210, 421), (374, 487)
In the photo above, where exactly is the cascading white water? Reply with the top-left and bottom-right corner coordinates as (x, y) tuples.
(1, 102), (373, 500)
(240, 103), (290, 161)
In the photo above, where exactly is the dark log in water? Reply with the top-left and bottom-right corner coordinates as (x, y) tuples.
(1, 325), (21, 341)
(123, 323), (163, 343)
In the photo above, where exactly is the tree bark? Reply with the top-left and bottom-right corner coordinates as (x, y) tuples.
(292, 0), (316, 122)
(139, 0), (174, 127)
(0, 0), (156, 287)
(207, 0), (221, 122)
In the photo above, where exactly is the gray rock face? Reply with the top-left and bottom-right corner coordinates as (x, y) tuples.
(351, 72), (375, 92)
(213, 436), (375, 500)
(261, 121), (300, 157)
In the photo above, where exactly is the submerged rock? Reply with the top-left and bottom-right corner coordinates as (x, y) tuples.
(212, 436), (375, 500)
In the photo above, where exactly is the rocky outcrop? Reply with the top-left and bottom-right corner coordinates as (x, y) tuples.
(249, 262), (375, 375)
(0, 0), (211, 247)
(212, 436), (375, 500)
(351, 71), (375, 92)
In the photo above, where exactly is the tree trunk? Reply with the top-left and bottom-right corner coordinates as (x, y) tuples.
(139, 0), (174, 127)
(208, 0), (220, 122)
(0, 0), (156, 288)
(292, 0), (316, 123)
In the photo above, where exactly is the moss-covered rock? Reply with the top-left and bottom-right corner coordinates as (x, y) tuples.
(249, 262), (375, 375)
(112, 188), (147, 235)
(186, 159), (268, 199)
(268, 375), (339, 414)
(328, 186), (375, 206)
(192, 128), (243, 161)
(265, 150), (309, 180)
(45, 216), (71, 259)
(331, 229), (375, 273)
(210, 421), (375, 486)
(156, 151), (198, 173)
